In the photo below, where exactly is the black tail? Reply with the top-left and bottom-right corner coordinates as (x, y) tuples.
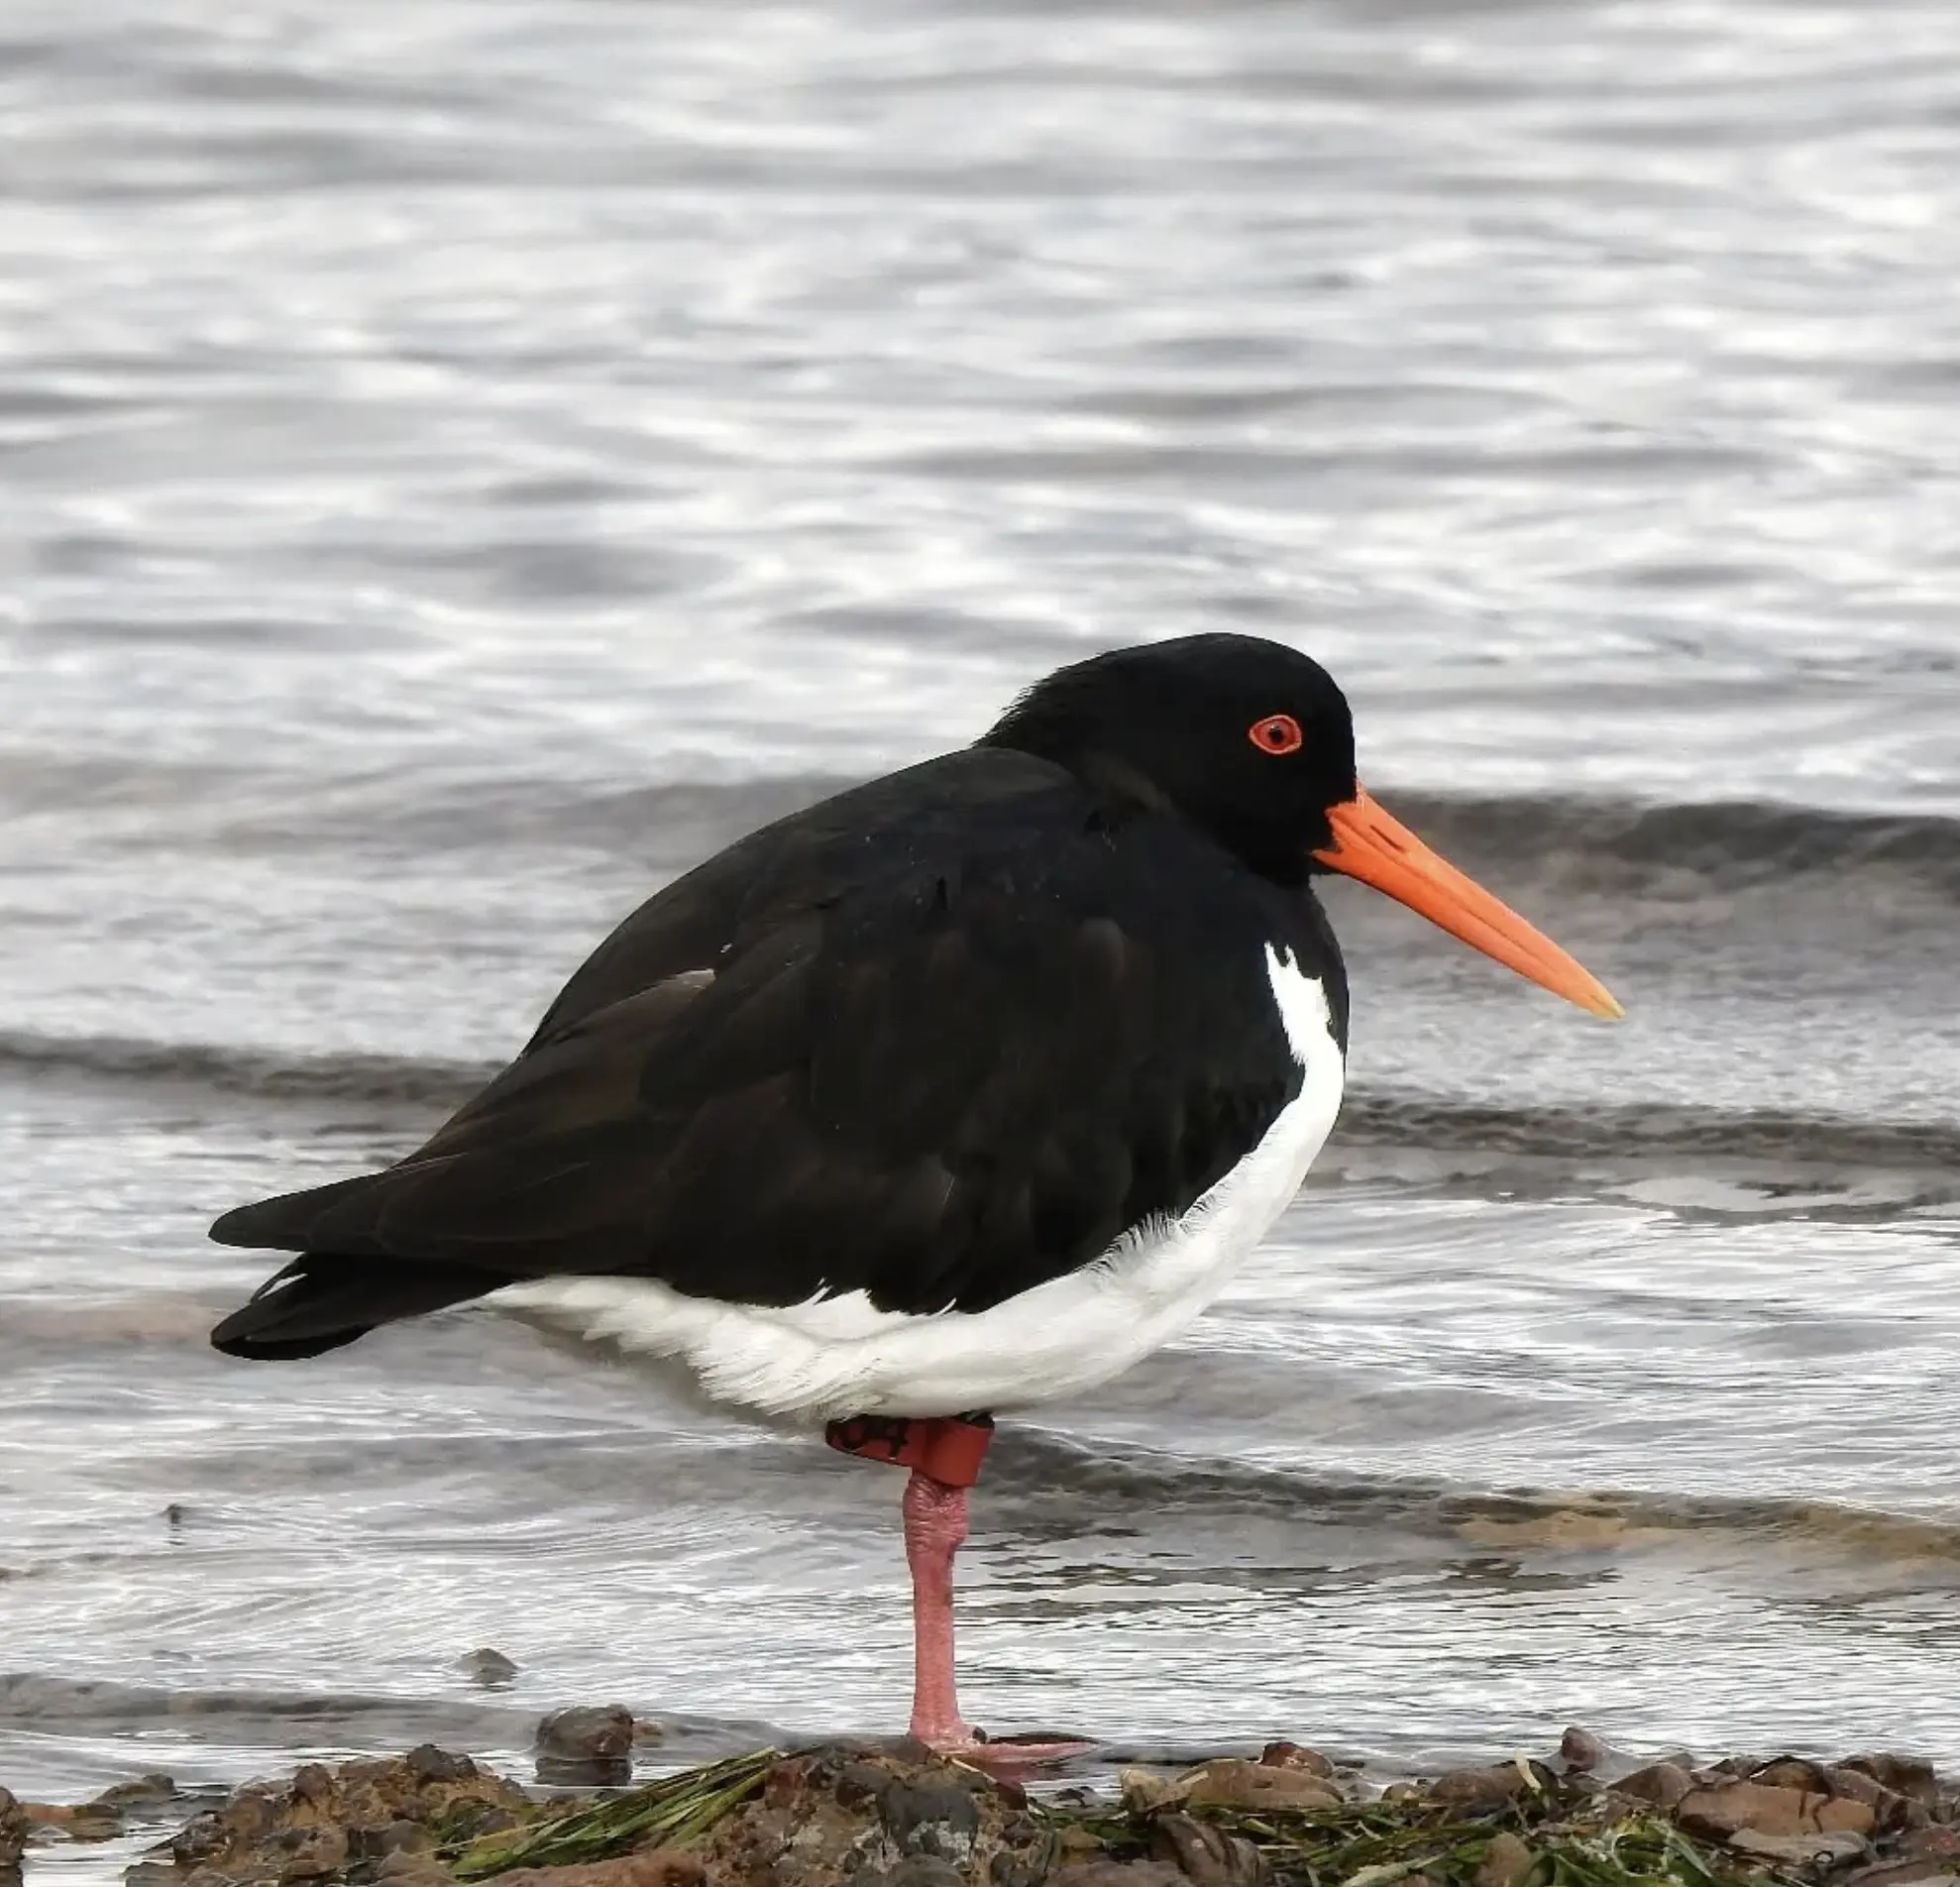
(209, 1252), (507, 1360)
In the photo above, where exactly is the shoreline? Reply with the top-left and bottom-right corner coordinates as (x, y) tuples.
(8, 1720), (1957, 1887)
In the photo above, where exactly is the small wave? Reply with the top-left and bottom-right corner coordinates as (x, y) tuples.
(0, 1030), (492, 1112)
(7, 1029), (1958, 1178)
(260, 784), (1960, 901)
(1331, 1091), (1960, 1174)
(997, 1428), (1960, 1567)
(1384, 791), (1960, 901)
(13, 740), (1955, 900)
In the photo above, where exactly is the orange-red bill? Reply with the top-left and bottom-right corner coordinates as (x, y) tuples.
(1313, 786), (1623, 1019)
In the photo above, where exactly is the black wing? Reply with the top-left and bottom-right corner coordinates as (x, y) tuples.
(210, 748), (1320, 1354)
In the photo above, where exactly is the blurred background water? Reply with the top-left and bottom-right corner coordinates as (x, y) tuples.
(5, 0), (1960, 1862)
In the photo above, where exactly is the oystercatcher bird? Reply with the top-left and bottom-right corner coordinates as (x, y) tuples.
(210, 634), (1618, 1754)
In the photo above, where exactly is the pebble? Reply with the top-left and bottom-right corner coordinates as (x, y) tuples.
(0, 1787), (26, 1870)
(1474, 1832), (1536, 1887)
(1612, 1762), (1694, 1810)
(1676, 1780), (1877, 1841)
(1730, 1831), (1872, 1866)
(460, 1647), (521, 1686)
(1146, 1812), (1270, 1887)
(534, 1706), (636, 1788)
(1258, 1742), (1337, 1777)
(1559, 1728), (1606, 1774)
(1429, 1763), (1546, 1808)
(1182, 1760), (1343, 1813)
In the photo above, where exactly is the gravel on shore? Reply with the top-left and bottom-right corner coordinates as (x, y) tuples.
(8, 1721), (1959, 1887)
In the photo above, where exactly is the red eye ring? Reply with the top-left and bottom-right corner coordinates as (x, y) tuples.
(1249, 714), (1303, 755)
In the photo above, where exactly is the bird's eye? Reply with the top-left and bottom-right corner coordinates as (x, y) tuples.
(1249, 714), (1304, 755)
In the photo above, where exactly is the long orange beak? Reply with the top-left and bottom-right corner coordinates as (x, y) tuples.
(1312, 786), (1623, 1019)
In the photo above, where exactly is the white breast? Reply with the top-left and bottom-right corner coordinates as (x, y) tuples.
(497, 945), (1345, 1423)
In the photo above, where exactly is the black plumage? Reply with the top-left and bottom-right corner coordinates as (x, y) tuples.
(211, 634), (1358, 1361)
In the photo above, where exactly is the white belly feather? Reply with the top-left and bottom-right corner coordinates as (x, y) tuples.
(496, 945), (1344, 1422)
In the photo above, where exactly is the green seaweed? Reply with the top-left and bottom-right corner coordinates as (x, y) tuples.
(1032, 1785), (1759, 1887)
(445, 1747), (1787, 1887)
(447, 1747), (779, 1879)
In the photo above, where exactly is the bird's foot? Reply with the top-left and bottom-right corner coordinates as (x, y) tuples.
(918, 1724), (1101, 1774)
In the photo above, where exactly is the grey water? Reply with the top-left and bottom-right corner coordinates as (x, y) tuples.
(6, 0), (1960, 1859)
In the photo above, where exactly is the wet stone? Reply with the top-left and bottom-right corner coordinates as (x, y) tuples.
(858, 1860), (967, 1887)
(163, 1745), (529, 1881)
(1050, 1864), (1190, 1887)
(1676, 1781), (1877, 1841)
(1729, 1830), (1871, 1866)
(1257, 1742), (1337, 1778)
(375, 1854), (454, 1887)
(1560, 1728), (1607, 1774)
(1846, 1759), (1943, 1814)
(1474, 1832), (1536, 1887)
(1613, 1762), (1695, 1810)
(1147, 1810), (1272, 1887)
(1181, 1759), (1343, 1812)
(492, 1852), (704, 1887)
(1430, 1764), (1543, 1809)
(876, 1777), (981, 1860)
(1845, 1862), (1960, 1887)
(92, 1773), (179, 1814)
(461, 1647), (521, 1686)
(834, 1762), (895, 1810)
(405, 1745), (476, 1786)
(535, 1707), (636, 1788)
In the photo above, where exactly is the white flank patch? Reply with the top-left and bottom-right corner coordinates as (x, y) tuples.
(497, 944), (1345, 1422)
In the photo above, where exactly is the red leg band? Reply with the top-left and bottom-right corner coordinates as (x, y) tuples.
(824, 1412), (995, 1489)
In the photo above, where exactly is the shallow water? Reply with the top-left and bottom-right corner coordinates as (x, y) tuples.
(6, 0), (1960, 1861)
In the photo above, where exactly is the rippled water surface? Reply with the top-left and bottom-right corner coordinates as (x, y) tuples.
(6, 0), (1960, 1861)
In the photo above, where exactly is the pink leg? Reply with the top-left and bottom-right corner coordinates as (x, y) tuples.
(902, 1469), (973, 1748)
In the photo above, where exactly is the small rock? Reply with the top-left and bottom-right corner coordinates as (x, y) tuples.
(291, 1763), (336, 1806)
(1844, 1757), (1941, 1813)
(266, 1820), (350, 1880)
(1429, 1764), (1543, 1809)
(1475, 1832), (1535, 1887)
(1757, 1759), (1843, 1798)
(88, 1773), (177, 1813)
(1258, 1742), (1336, 1777)
(58, 1809), (126, 1844)
(1148, 1811), (1271, 1887)
(1676, 1781), (1876, 1841)
(534, 1706), (635, 1787)
(1122, 1769), (1189, 1815)
(164, 1745), (527, 1880)
(859, 1861), (969, 1887)
(1900, 1830), (1960, 1864)
(1560, 1728), (1607, 1774)
(0, 1788), (27, 1869)
(1844, 1862), (1959, 1887)
(877, 1777), (981, 1861)
(376, 1819), (433, 1856)
(1729, 1830), (1870, 1866)
(492, 1852), (704, 1887)
(375, 1855), (454, 1887)
(1181, 1759), (1342, 1813)
(835, 1760), (895, 1809)
(1050, 1864), (1190, 1887)
(994, 1855), (1050, 1887)
(405, 1744), (476, 1785)
(460, 1647), (520, 1685)
(1614, 1763), (1693, 1811)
